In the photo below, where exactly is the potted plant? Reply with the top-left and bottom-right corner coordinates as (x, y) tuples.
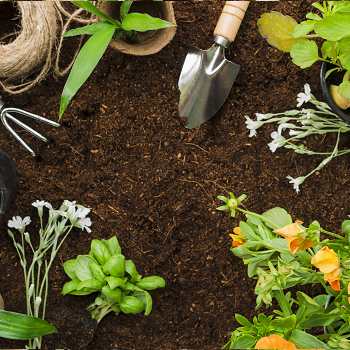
(217, 192), (350, 349)
(257, 1), (350, 123)
(58, 1), (176, 120)
(0, 148), (17, 225)
(97, 1), (176, 56)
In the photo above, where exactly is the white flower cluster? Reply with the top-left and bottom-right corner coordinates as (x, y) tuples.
(243, 83), (350, 193)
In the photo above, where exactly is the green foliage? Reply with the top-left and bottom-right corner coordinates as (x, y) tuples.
(62, 236), (165, 323)
(0, 310), (57, 340)
(59, 1), (176, 120)
(257, 2), (350, 100)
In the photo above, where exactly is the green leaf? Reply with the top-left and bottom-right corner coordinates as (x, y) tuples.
(75, 255), (96, 281)
(297, 291), (321, 308)
(119, 296), (146, 314)
(271, 315), (296, 332)
(235, 314), (252, 327)
(342, 220), (350, 235)
(0, 310), (57, 340)
(293, 20), (316, 37)
(63, 259), (77, 280)
(102, 254), (126, 278)
(306, 13), (322, 21)
(69, 289), (100, 296)
(229, 334), (257, 349)
(132, 290), (153, 316)
(120, 1), (133, 20)
(239, 221), (260, 241)
(313, 294), (330, 308)
(257, 11), (300, 52)
(103, 236), (121, 255)
(290, 39), (320, 68)
(314, 14), (350, 40)
(125, 259), (140, 282)
(122, 13), (175, 32)
(90, 239), (112, 265)
(289, 329), (328, 349)
(62, 279), (81, 295)
(72, 1), (121, 26)
(105, 276), (125, 289)
(63, 21), (113, 38)
(102, 285), (122, 303)
(338, 80), (350, 99)
(59, 24), (117, 119)
(299, 313), (340, 328)
(268, 238), (289, 251)
(77, 278), (104, 291)
(135, 276), (165, 290)
(88, 263), (106, 282)
(261, 207), (293, 229)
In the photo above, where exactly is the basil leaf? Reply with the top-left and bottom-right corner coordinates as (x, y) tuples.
(102, 285), (122, 303)
(135, 276), (165, 290)
(119, 296), (145, 314)
(102, 254), (125, 278)
(77, 279), (104, 291)
(62, 279), (81, 295)
(105, 276), (125, 289)
(63, 259), (77, 280)
(125, 260), (141, 282)
(75, 255), (96, 281)
(89, 263), (106, 282)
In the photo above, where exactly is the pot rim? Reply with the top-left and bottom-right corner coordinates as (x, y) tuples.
(320, 61), (350, 124)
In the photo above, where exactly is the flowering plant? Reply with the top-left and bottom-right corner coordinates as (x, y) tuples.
(257, 1), (350, 108)
(7, 200), (92, 349)
(59, 1), (175, 119)
(62, 237), (165, 323)
(218, 193), (350, 349)
(244, 83), (350, 193)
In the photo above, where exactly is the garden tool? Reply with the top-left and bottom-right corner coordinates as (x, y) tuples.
(0, 98), (60, 157)
(178, 1), (249, 129)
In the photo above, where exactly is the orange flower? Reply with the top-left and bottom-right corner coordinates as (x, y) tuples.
(229, 227), (245, 247)
(311, 246), (341, 291)
(274, 221), (313, 254)
(255, 334), (296, 350)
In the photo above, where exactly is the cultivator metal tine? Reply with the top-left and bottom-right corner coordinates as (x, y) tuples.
(0, 98), (60, 157)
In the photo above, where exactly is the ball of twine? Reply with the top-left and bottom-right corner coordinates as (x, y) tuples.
(0, 2), (57, 94)
(0, 1), (95, 94)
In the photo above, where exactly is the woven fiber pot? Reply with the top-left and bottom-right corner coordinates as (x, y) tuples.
(97, 1), (176, 56)
(0, 148), (17, 225)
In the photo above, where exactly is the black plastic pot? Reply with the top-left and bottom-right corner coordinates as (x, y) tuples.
(0, 148), (17, 225)
(320, 61), (350, 124)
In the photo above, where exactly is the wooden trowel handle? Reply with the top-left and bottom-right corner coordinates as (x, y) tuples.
(214, 1), (249, 43)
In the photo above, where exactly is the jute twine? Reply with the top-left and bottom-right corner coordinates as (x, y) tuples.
(0, 1), (96, 94)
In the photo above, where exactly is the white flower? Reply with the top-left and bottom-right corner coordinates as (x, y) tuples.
(24, 232), (31, 243)
(76, 217), (92, 233)
(245, 116), (263, 137)
(32, 200), (48, 217)
(256, 113), (273, 121)
(28, 284), (35, 297)
(277, 123), (295, 135)
(67, 206), (90, 221)
(49, 209), (67, 223)
(296, 83), (312, 107)
(287, 175), (305, 193)
(268, 131), (286, 152)
(8, 216), (31, 232)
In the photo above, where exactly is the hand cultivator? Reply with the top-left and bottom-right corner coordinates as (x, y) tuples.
(0, 99), (60, 157)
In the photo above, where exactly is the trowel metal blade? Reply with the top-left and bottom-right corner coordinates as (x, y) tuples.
(178, 43), (240, 129)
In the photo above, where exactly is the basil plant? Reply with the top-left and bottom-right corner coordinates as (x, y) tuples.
(59, 1), (175, 119)
(62, 237), (165, 323)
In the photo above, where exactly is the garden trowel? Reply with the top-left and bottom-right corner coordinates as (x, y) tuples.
(178, 1), (249, 129)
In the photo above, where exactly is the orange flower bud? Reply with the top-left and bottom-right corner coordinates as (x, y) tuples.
(229, 227), (245, 247)
(274, 221), (313, 254)
(311, 246), (340, 273)
(255, 334), (297, 350)
(311, 247), (341, 291)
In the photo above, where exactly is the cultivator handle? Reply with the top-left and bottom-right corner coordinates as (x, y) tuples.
(214, 1), (249, 44)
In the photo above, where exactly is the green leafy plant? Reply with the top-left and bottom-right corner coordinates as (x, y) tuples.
(218, 193), (350, 349)
(257, 1), (350, 108)
(0, 309), (57, 340)
(7, 200), (92, 349)
(59, 1), (175, 120)
(62, 237), (165, 323)
(244, 83), (350, 192)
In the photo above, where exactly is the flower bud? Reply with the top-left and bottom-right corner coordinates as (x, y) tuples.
(28, 284), (35, 298)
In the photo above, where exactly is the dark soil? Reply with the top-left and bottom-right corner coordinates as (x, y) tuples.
(0, 1), (348, 349)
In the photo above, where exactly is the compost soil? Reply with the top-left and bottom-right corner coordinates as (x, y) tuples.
(0, 1), (347, 349)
